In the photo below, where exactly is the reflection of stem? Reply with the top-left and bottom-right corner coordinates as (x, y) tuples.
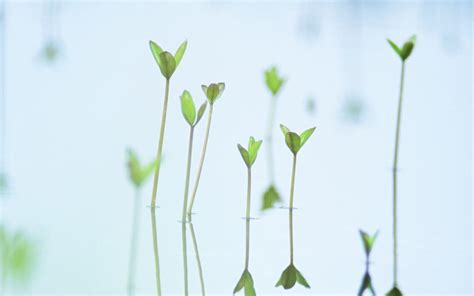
(392, 62), (405, 286)
(289, 154), (297, 264)
(188, 104), (214, 220)
(181, 222), (189, 296)
(151, 78), (170, 208)
(150, 209), (162, 295)
(182, 127), (195, 222)
(265, 97), (277, 183)
(244, 168), (251, 270)
(127, 189), (141, 296)
(189, 223), (205, 296)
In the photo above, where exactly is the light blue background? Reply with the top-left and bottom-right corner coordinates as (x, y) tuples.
(0, 1), (472, 295)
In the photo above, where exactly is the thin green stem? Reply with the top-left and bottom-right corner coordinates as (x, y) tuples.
(266, 97), (277, 183)
(289, 154), (297, 264)
(150, 208), (162, 296)
(245, 168), (251, 270)
(189, 222), (205, 296)
(150, 78), (170, 208)
(188, 104), (214, 220)
(392, 61), (405, 286)
(127, 189), (141, 296)
(182, 127), (195, 223)
(182, 222), (189, 296)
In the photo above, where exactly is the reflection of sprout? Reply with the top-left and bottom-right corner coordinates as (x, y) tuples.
(358, 230), (378, 296)
(0, 226), (37, 293)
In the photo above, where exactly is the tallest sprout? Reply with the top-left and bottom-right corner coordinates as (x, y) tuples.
(148, 39), (188, 208)
(386, 35), (416, 296)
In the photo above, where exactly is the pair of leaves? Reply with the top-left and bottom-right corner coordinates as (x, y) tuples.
(233, 269), (256, 296)
(0, 226), (36, 281)
(265, 66), (285, 96)
(202, 82), (225, 104)
(127, 149), (158, 188)
(238, 137), (263, 168)
(387, 35), (416, 61)
(358, 270), (375, 296)
(149, 40), (187, 79)
(180, 90), (207, 126)
(261, 184), (282, 211)
(275, 264), (310, 289)
(359, 230), (378, 258)
(280, 124), (316, 155)
(386, 286), (403, 296)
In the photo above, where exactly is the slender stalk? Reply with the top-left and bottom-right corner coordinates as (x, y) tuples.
(181, 222), (189, 296)
(188, 104), (214, 220)
(182, 127), (195, 222)
(127, 189), (141, 296)
(150, 78), (170, 208)
(392, 61), (405, 286)
(289, 154), (297, 264)
(244, 168), (251, 270)
(265, 98), (277, 183)
(189, 222), (205, 296)
(150, 208), (162, 295)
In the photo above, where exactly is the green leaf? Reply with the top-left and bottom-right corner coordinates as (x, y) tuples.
(357, 270), (375, 296)
(386, 286), (403, 296)
(248, 137), (262, 166)
(158, 51), (176, 79)
(206, 83), (220, 103)
(275, 264), (297, 289)
(149, 40), (163, 67)
(265, 66), (285, 96)
(196, 101), (208, 124)
(295, 268), (311, 288)
(280, 124), (290, 136)
(238, 144), (250, 167)
(180, 90), (196, 125)
(359, 230), (378, 257)
(201, 85), (208, 95)
(127, 149), (158, 187)
(387, 39), (402, 58)
(285, 132), (301, 154)
(218, 82), (225, 93)
(233, 271), (247, 294)
(387, 35), (416, 61)
(233, 270), (256, 296)
(299, 127), (316, 148)
(174, 40), (187, 66)
(0, 228), (36, 282)
(261, 184), (282, 211)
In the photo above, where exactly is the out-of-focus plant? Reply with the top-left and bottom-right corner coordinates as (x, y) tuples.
(0, 226), (37, 293)
(275, 125), (315, 290)
(262, 67), (286, 211)
(148, 39), (187, 209)
(40, 1), (61, 63)
(386, 35), (416, 296)
(233, 137), (262, 296)
(358, 230), (378, 296)
(180, 90), (207, 223)
(125, 149), (157, 296)
(187, 82), (225, 221)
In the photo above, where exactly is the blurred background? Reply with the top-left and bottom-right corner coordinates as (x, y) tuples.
(0, 0), (472, 295)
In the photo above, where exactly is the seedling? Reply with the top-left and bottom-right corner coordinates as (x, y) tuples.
(148, 39), (188, 208)
(180, 90), (207, 222)
(125, 149), (158, 296)
(358, 230), (378, 296)
(262, 67), (286, 211)
(187, 82), (225, 220)
(189, 222), (205, 295)
(233, 137), (262, 296)
(386, 35), (416, 296)
(276, 124), (315, 290)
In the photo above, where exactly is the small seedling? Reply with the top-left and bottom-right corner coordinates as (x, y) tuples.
(180, 90), (207, 222)
(148, 39), (188, 208)
(276, 124), (315, 290)
(386, 35), (416, 296)
(125, 149), (158, 296)
(358, 230), (378, 296)
(262, 66), (286, 211)
(187, 82), (225, 220)
(234, 136), (262, 296)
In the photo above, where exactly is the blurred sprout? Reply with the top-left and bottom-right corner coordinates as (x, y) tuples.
(264, 67), (285, 96)
(41, 41), (60, 63)
(149, 40), (187, 79)
(261, 185), (281, 211)
(341, 96), (366, 124)
(359, 230), (378, 258)
(387, 35), (416, 61)
(305, 96), (317, 115)
(358, 269), (375, 296)
(126, 149), (158, 188)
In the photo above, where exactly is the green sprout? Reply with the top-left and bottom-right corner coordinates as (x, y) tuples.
(187, 82), (225, 221)
(276, 124), (315, 290)
(234, 136), (262, 296)
(262, 66), (286, 211)
(386, 35), (416, 296)
(125, 149), (158, 296)
(358, 230), (378, 296)
(148, 39), (188, 209)
(180, 90), (207, 223)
